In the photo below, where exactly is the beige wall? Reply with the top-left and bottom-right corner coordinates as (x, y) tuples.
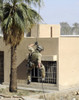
(1, 23), (79, 90)
(16, 38), (58, 83)
(1, 23), (79, 91)
(0, 37), (58, 84)
(0, 37), (11, 83)
(31, 25), (38, 38)
(59, 37), (79, 90)
(31, 24), (60, 38)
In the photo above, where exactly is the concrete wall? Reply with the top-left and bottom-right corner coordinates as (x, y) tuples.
(0, 37), (58, 84)
(1, 29), (79, 90)
(16, 38), (58, 83)
(59, 36), (79, 90)
(0, 37), (11, 84)
(1, 24), (79, 90)
(31, 24), (60, 38)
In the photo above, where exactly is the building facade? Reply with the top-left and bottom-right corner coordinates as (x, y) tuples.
(0, 24), (79, 91)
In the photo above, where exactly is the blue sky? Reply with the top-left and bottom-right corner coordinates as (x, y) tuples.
(40, 0), (79, 26)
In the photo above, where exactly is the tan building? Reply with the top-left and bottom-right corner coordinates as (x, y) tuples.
(0, 24), (79, 91)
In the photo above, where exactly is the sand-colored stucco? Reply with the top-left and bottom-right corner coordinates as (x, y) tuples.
(1, 24), (79, 90)
(0, 37), (58, 86)
(59, 37), (79, 90)
(31, 24), (60, 38)
(0, 38), (11, 83)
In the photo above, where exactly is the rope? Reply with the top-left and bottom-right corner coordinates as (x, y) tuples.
(36, 2), (47, 100)
(36, 1), (40, 42)
(42, 81), (47, 100)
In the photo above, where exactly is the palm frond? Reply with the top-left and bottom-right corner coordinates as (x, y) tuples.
(3, 3), (12, 20)
(1, 0), (43, 46)
(8, 0), (23, 5)
(2, 17), (12, 45)
(14, 11), (25, 32)
(16, 7), (24, 22)
(2, 16), (13, 32)
(0, 0), (3, 21)
(20, 3), (43, 31)
(25, 0), (43, 7)
(0, 10), (3, 21)
(20, 3), (28, 14)
(27, 8), (42, 22)
(25, 7), (43, 31)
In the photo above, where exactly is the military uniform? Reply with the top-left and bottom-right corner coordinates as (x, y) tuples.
(27, 46), (45, 83)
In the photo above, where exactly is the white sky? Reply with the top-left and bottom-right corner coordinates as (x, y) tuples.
(40, 0), (79, 26)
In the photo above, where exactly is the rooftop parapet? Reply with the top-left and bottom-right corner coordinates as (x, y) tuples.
(31, 24), (60, 38)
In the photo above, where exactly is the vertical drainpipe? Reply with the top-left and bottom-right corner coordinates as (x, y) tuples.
(50, 26), (53, 38)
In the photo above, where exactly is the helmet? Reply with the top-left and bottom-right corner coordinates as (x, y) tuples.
(36, 45), (44, 52)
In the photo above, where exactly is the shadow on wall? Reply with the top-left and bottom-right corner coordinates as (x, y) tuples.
(17, 59), (27, 80)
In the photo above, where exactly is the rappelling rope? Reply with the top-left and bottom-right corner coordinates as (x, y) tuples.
(42, 81), (47, 100)
(36, 0), (40, 42)
(36, 1), (47, 100)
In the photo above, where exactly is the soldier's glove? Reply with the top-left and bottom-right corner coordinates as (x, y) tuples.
(35, 41), (38, 46)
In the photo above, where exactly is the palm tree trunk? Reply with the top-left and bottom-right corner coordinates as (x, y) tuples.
(9, 46), (17, 92)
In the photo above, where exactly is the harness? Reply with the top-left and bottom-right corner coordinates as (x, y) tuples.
(27, 52), (38, 68)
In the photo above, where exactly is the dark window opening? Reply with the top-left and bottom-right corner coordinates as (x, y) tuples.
(31, 61), (57, 84)
(0, 51), (4, 83)
(27, 30), (31, 37)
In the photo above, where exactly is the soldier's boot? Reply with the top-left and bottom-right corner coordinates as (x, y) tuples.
(27, 80), (31, 84)
(27, 76), (31, 85)
(42, 78), (45, 82)
(40, 65), (45, 82)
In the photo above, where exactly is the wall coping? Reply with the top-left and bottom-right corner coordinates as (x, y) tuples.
(60, 35), (79, 37)
(42, 55), (57, 61)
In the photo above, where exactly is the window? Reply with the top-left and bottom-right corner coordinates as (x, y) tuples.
(24, 30), (31, 37)
(26, 31), (31, 37)
(31, 61), (57, 84)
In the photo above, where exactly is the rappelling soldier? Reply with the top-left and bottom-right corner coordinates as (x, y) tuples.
(26, 42), (45, 84)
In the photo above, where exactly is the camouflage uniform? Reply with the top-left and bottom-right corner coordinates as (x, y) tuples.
(27, 46), (45, 82)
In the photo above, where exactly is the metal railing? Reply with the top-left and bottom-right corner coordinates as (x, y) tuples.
(31, 61), (57, 84)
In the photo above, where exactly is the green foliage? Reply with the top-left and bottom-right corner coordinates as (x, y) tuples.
(0, 0), (3, 21)
(60, 22), (79, 35)
(1, 0), (43, 46)
(25, 0), (43, 6)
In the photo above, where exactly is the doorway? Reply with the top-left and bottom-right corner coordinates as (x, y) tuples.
(0, 51), (4, 83)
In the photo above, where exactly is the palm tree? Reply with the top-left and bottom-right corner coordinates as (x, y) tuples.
(0, 0), (3, 22)
(1, 0), (43, 92)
